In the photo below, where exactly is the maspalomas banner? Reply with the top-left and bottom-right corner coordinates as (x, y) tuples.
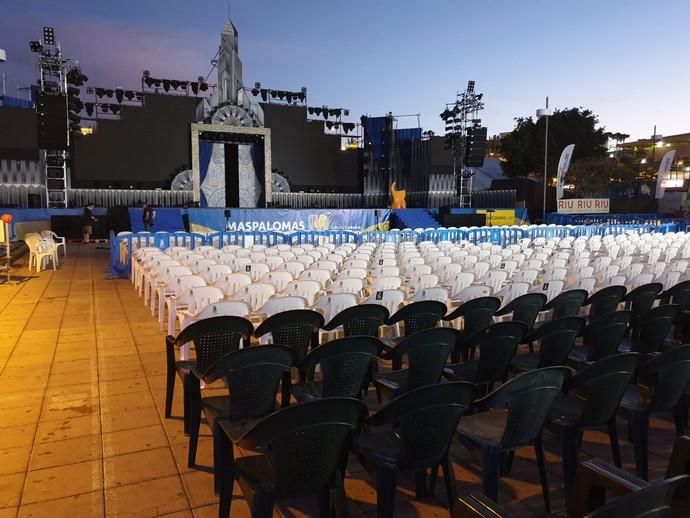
(188, 208), (391, 234)
(655, 150), (677, 200)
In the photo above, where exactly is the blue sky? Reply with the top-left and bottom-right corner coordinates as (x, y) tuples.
(2, 0), (689, 140)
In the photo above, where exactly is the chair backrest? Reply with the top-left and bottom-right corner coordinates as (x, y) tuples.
(279, 261), (306, 277)
(254, 309), (325, 360)
(171, 275), (206, 295)
(366, 288), (406, 315)
(284, 280), (321, 305)
(625, 282), (663, 321)
(478, 367), (570, 449)
(638, 344), (690, 414)
(323, 304), (390, 337)
(313, 293), (358, 323)
(444, 296), (501, 335)
(588, 474), (689, 518)
(661, 279), (690, 309)
(236, 398), (367, 499)
(231, 283), (276, 311)
(329, 277), (364, 296)
(544, 289), (588, 319)
(203, 264), (233, 284)
(388, 300), (448, 336)
(525, 316), (585, 368)
(299, 336), (381, 398)
(301, 268), (332, 288)
(449, 272), (476, 296)
(567, 353), (641, 428)
(389, 327), (458, 391)
(174, 316), (254, 377)
(205, 345), (296, 417)
(413, 286), (449, 304)
(370, 275), (403, 293)
(259, 296), (308, 317)
(185, 286), (225, 315)
(585, 285), (627, 321)
(453, 284), (493, 303)
(495, 292), (547, 331)
(365, 382), (478, 470)
(213, 272), (252, 296)
(260, 271), (294, 292)
(191, 300), (251, 321)
(582, 310), (632, 362)
(630, 304), (680, 354)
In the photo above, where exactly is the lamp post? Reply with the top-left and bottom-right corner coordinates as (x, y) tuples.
(0, 49), (6, 97)
(537, 96), (552, 223)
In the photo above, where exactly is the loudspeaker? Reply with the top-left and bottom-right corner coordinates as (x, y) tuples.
(37, 94), (68, 149)
(464, 127), (487, 168)
(440, 212), (486, 227)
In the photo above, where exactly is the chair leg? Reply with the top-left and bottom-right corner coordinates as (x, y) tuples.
(187, 378), (202, 467)
(280, 370), (292, 408)
(608, 418), (622, 468)
(561, 424), (580, 495)
(318, 487), (332, 517)
(441, 455), (457, 509)
(332, 470), (348, 518)
(414, 470), (427, 498)
(182, 374), (191, 435)
(500, 450), (514, 476)
(534, 433), (552, 514)
(213, 421), (233, 496)
(480, 445), (501, 502)
(248, 487), (275, 518)
(164, 364), (175, 419)
(428, 465), (439, 496)
(376, 466), (397, 518)
(673, 402), (687, 435)
(630, 411), (650, 480)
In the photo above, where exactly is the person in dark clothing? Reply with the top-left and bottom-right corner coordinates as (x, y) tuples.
(82, 203), (97, 243)
(142, 203), (155, 231)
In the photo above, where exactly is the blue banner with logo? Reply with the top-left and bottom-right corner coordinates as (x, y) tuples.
(187, 208), (391, 233)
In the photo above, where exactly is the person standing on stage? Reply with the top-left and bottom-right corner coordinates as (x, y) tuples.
(142, 203), (156, 232)
(82, 203), (97, 244)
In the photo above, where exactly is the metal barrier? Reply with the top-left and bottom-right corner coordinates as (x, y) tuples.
(110, 223), (686, 276)
(69, 189), (193, 208)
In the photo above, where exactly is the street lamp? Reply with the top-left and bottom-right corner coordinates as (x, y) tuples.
(0, 49), (6, 98)
(537, 96), (552, 223)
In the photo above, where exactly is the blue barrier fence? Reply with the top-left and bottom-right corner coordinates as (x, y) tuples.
(109, 223), (684, 276)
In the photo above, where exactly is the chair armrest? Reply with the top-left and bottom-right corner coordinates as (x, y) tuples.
(567, 458), (649, 518)
(374, 376), (400, 392)
(666, 434), (690, 479)
(452, 493), (513, 517)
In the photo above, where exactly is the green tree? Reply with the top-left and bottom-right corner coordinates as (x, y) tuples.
(562, 158), (638, 198)
(499, 107), (609, 178)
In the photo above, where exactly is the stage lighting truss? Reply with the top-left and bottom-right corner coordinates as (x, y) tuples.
(249, 83), (308, 105)
(141, 71), (213, 97)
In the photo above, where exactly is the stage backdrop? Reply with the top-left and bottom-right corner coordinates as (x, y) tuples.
(188, 208), (391, 234)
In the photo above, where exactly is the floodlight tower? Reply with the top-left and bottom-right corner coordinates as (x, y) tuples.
(31, 27), (72, 207)
(440, 81), (485, 208)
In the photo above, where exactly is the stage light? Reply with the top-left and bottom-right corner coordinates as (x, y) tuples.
(260, 89), (268, 101)
(199, 81), (208, 92)
(286, 92), (293, 103)
(101, 104), (109, 113)
(271, 90), (278, 99)
(179, 81), (188, 90)
(251, 88), (259, 96)
(162, 80), (170, 92)
(111, 105), (120, 115)
(170, 80), (180, 90)
(105, 89), (114, 98)
(29, 41), (43, 53)
(42, 27), (55, 46)
(467, 80), (475, 93)
(135, 92), (144, 101)
(277, 91), (286, 100)
(343, 123), (355, 133)
(67, 86), (80, 97)
(68, 98), (83, 112)
(326, 121), (334, 129)
(322, 106), (329, 120)
(254, 82), (261, 89)
(313, 107), (321, 116)
(124, 90), (134, 101)
(85, 103), (94, 116)
(95, 88), (105, 98)
(308, 107), (315, 115)
(69, 112), (81, 124)
(331, 109), (342, 118)
(190, 82), (199, 95)
(115, 88), (124, 103)
(144, 76), (154, 88)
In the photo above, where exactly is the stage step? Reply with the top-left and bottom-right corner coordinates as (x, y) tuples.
(391, 209), (441, 230)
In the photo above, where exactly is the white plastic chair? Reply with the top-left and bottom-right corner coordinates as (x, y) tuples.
(330, 277), (364, 296)
(283, 280), (322, 306)
(24, 234), (58, 273)
(202, 264), (233, 284)
(413, 287), (449, 304)
(260, 271), (294, 292)
(174, 286), (225, 335)
(181, 300), (251, 328)
(300, 268), (332, 289)
(40, 230), (66, 258)
(278, 261), (306, 278)
(366, 288), (405, 315)
(258, 296), (308, 318)
(369, 276), (402, 295)
(161, 275), (206, 332)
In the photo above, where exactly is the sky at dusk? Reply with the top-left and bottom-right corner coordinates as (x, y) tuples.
(1, 0), (689, 141)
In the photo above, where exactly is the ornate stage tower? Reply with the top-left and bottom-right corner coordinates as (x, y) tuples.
(193, 19), (264, 207)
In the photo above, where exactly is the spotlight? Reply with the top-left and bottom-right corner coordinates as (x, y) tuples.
(124, 90), (135, 101)
(277, 91), (286, 100)
(143, 70), (150, 78)
(179, 81), (188, 90)
(101, 104), (109, 113)
(67, 86), (80, 97)
(314, 107), (322, 116)
(254, 82), (262, 89)
(322, 107), (329, 120)
(343, 123), (355, 133)
(162, 80), (170, 92)
(95, 88), (105, 98)
(467, 80), (475, 93)
(29, 41), (43, 53)
(69, 112), (81, 124)
(260, 89), (268, 101)
(285, 92), (293, 103)
(308, 107), (315, 115)
(86, 87), (94, 95)
(115, 88), (124, 103)
(331, 109), (342, 118)
(170, 80), (180, 90)
(326, 121), (334, 130)
(105, 89), (114, 98)
(110, 105), (120, 115)
(85, 103), (94, 116)
(42, 27), (55, 46)
(271, 90), (278, 99)
(343, 109), (349, 116)
(68, 98), (83, 112)
(199, 81), (208, 92)
(144, 76), (154, 88)
(135, 92), (144, 101)
(191, 82), (199, 95)
(251, 88), (259, 96)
